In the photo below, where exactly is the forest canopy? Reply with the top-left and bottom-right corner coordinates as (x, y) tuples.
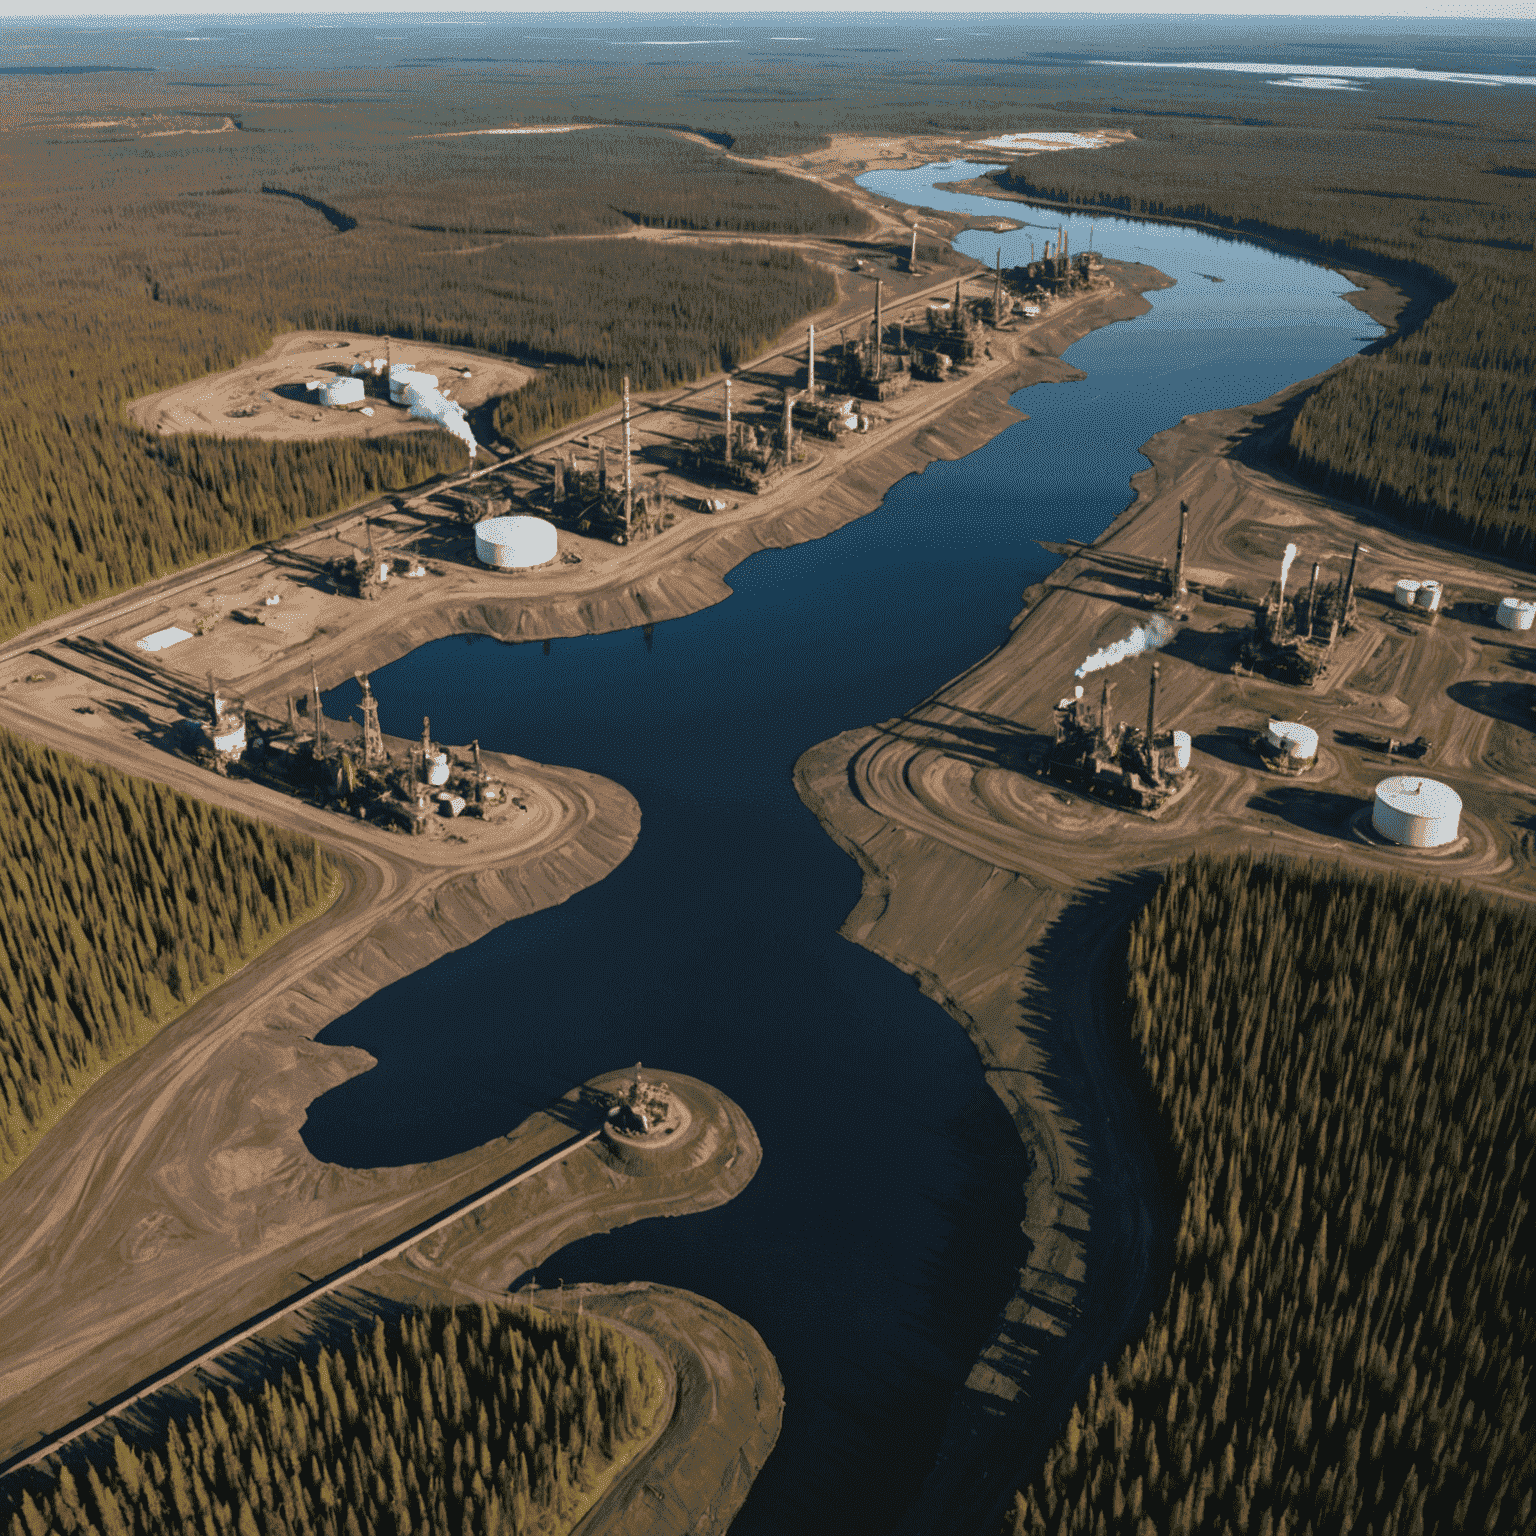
(1006, 854), (1535, 1535)
(0, 727), (334, 1181)
(0, 1302), (667, 1536)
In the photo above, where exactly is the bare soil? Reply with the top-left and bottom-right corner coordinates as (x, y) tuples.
(0, 257), (1164, 1521)
(126, 329), (535, 444)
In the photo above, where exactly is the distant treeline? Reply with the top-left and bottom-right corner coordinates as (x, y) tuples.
(1005, 854), (1535, 1535)
(996, 119), (1535, 560)
(1, 1304), (666, 1536)
(0, 124), (854, 642)
(275, 125), (867, 238)
(0, 728), (333, 1180)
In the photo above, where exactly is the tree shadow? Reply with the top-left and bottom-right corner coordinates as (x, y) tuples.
(905, 872), (1177, 1536)
(1247, 782), (1361, 834)
(1448, 679), (1536, 730)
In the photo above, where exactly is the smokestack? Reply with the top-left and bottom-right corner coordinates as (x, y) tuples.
(1100, 676), (1113, 741)
(310, 664), (326, 757)
(1173, 500), (1188, 598)
(807, 323), (815, 397)
(724, 374), (732, 464)
(953, 279), (961, 324)
(1342, 541), (1365, 625)
(782, 388), (794, 462)
(994, 247), (1003, 326)
(622, 374), (632, 532)
(598, 442), (608, 495)
(910, 224), (918, 268)
(874, 279), (883, 382)
(1306, 562), (1320, 639)
(1146, 662), (1161, 781)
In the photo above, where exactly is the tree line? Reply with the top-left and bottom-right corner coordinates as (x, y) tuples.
(0, 728), (333, 1181)
(994, 106), (1534, 562)
(1, 1303), (666, 1536)
(1005, 853), (1534, 1535)
(0, 122), (851, 642)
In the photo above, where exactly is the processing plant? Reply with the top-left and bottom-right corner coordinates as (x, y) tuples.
(187, 670), (510, 833)
(1046, 659), (1194, 813)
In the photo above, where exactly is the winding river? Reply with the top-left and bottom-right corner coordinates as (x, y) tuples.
(315, 162), (1383, 1532)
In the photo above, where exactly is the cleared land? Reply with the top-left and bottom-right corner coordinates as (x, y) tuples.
(127, 329), (535, 444)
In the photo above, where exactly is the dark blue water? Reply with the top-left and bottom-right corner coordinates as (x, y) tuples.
(311, 169), (1379, 1531)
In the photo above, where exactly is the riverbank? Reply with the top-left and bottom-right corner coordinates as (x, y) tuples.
(0, 1070), (773, 1535)
(791, 339), (1536, 1528)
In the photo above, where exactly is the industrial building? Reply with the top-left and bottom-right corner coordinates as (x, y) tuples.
(474, 515), (558, 571)
(1371, 776), (1463, 848)
(1257, 720), (1319, 775)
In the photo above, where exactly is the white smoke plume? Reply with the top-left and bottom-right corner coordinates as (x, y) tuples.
(1280, 542), (1298, 588)
(402, 379), (477, 459)
(1075, 614), (1175, 679)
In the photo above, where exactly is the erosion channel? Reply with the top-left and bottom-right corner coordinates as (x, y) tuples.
(311, 161), (1384, 1533)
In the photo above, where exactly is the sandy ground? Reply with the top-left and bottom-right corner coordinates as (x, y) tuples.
(4, 131), (1508, 1525)
(794, 377), (1536, 1533)
(0, 259), (1166, 1520)
(126, 329), (535, 444)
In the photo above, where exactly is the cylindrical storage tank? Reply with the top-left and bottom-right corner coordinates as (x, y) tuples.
(427, 752), (450, 788)
(1496, 597), (1536, 631)
(1372, 775), (1462, 848)
(1415, 580), (1442, 612)
(474, 515), (558, 571)
(1267, 720), (1318, 761)
(321, 377), (365, 407)
(1394, 578), (1420, 608)
(1172, 730), (1192, 771)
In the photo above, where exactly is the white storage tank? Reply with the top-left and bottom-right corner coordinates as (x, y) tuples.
(1496, 597), (1536, 631)
(321, 376), (365, 407)
(1372, 775), (1462, 848)
(1415, 580), (1442, 612)
(474, 515), (558, 571)
(1172, 730), (1192, 771)
(1266, 720), (1319, 762)
(427, 752), (451, 788)
(1394, 578), (1420, 608)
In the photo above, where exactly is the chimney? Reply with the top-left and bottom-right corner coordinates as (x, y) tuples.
(724, 374), (732, 464)
(910, 224), (918, 267)
(622, 374), (633, 532)
(1342, 541), (1365, 625)
(994, 247), (1003, 325)
(1173, 500), (1188, 598)
(1100, 675), (1112, 741)
(807, 323), (815, 397)
(310, 663), (325, 756)
(1306, 562), (1320, 639)
(874, 279), (883, 382)
(1146, 661), (1160, 777)
(781, 389), (794, 462)
(598, 441), (608, 495)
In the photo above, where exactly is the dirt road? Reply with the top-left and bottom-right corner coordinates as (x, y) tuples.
(794, 366), (1536, 1531)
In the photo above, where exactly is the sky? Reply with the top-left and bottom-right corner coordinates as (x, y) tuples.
(3, 2), (1535, 17)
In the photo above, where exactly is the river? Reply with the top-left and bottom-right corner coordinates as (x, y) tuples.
(315, 162), (1382, 1532)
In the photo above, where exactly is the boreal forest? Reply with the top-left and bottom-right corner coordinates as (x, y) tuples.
(1005, 855), (1535, 1535)
(0, 1303), (666, 1536)
(0, 729), (333, 1182)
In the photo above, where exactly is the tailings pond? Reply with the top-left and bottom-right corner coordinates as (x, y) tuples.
(315, 161), (1384, 1532)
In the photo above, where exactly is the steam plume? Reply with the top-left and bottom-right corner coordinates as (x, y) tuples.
(1280, 542), (1298, 587)
(1075, 614), (1175, 678)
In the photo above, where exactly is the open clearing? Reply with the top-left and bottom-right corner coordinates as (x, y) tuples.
(126, 329), (536, 444)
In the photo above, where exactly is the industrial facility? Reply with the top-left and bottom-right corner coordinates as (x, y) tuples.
(1239, 538), (1364, 685)
(1045, 660), (1194, 813)
(1371, 775), (1463, 848)
(474, 515), (558, 571)
(1255, 719), (1318, 775)
(186, 670), (509, 833)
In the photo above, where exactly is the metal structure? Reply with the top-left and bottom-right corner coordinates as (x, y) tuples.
(356, 672), (384, 767)
(1255, 719), (1319, 775)
(1372, 776), (1462, 848)
(474, 514), (558, 569)
(1045, 663), (1193, 811)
